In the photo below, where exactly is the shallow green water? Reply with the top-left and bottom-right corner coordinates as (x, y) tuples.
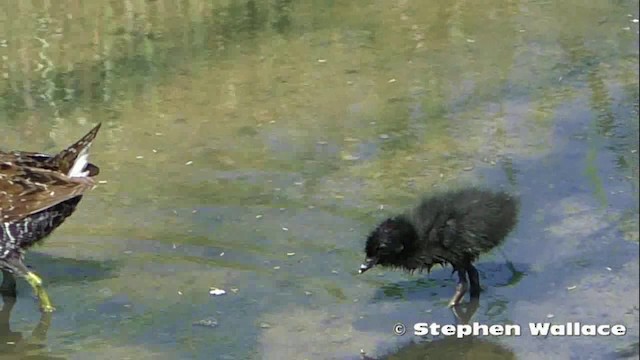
(0, 1), (638, 359)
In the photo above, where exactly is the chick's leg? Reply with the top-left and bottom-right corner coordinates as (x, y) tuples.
(467, 264), (481, 298)
(448, 268), (468, 307)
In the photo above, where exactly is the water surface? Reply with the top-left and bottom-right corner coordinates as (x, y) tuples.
(0, 1), (638, 359)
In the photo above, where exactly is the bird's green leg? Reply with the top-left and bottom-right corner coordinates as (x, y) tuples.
(4, 259), (55, 313)
(24, 272), (55, 313)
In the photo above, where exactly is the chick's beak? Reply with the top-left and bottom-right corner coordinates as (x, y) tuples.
(358, 257), (377, 274)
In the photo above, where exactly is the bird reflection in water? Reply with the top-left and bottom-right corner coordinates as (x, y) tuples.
(451, 297), (480, 325)
(0, 271), (54, 357)
(362, 298), (514, 360)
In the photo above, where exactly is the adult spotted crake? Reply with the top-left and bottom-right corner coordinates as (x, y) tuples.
(0, 123), (101, 312)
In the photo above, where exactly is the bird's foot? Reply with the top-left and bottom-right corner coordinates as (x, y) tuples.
(447, 282), (468, 308)
(37, 288), (55, 313)
(451, 298), (480, 324)
(40, 301), (56, 313)
(25, 272), (55, 312)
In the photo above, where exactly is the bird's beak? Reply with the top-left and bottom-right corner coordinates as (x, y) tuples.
(358, 257), (377, 274)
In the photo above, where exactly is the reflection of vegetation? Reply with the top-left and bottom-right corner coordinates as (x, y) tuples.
(613, 341), (640, 359)
(323, 283), (347, 301)
(584, 147), (608, 208)
(484, 298), (509, 319)
(501, 157), (519, 188)
(618, 210), (640, 242)
(377, 277), (440, 300)
(504, 260), (525, 287)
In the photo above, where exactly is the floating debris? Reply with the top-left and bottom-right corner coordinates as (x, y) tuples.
(546, 314), (555, 319)
(379, 134), (390, 139)
(209, 288), (226, 296)
(317, 141), (328, 145)
(152, 149), (158, 153)
(98, 180), (108, 184)
(463, 166), (474, 171)
(287, 252), (296, 256)
(193, 317), (218, 328)
(282, 227), (289, 231)
(230, 288), (239, 293)
(331, 270), (339, 274)
(136, 155), (144, 159)
(304, 291), (313, 296)
(606, 267), (612, 271)
(256, 214), (263, 219)
(273, 266), (281, 270)
(567, 285), (577, 291)
(388, 78), (396, 83)
(317, 59), (327, 63)
(185, 161), (193, 165)
(341, 154), (360, 161)
(178, 291), (183, 295)
(259, 322), (272, 329)
(220, 252), (225, 256)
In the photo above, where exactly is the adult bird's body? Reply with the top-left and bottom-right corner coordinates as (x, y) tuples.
(358, 188), (519, 307)
(0, 123), (101, 312)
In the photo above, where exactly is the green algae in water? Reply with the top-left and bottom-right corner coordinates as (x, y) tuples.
(323, 283), (347, 301)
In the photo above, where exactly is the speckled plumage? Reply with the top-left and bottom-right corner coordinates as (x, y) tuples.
(359, 188), (519, 307)
(0, 123), (101, 312)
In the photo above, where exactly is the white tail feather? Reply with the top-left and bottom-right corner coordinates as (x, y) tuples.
(68, 146), (91, 177)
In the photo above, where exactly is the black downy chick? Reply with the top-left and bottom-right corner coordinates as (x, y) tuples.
(358, 188), (519, 307)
